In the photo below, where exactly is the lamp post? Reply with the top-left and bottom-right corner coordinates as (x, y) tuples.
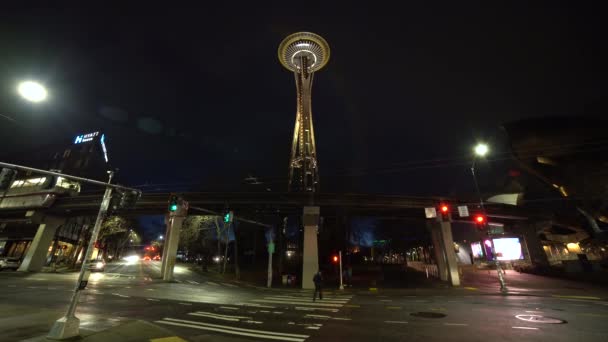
(471, 143), (507, 292)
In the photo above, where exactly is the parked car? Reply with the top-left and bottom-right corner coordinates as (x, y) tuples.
(0, 257), (20, 271)
(87, 259), (105, 272)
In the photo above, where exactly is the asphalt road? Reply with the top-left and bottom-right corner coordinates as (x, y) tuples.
(1, 261), (608, 341)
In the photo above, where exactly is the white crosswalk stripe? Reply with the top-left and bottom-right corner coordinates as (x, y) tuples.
(156, 317), (309, 341)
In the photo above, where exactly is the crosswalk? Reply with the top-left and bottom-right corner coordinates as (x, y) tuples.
(155, 292), (354, 341)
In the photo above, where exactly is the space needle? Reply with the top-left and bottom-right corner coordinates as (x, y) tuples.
(278, 32), (330, 193)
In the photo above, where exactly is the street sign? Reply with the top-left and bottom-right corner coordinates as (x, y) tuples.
(268, 242), (275, 254)
(488, 223), (504, 235)
(457, 205), (469, 217)
(424, 207), (437, 219)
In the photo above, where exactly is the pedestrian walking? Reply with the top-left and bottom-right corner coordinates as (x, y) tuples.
(313, 271), (323, 301)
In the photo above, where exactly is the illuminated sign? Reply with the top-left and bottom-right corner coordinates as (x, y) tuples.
(74, 131), (99, 144)
(492, 238), (524, 261)
(100, 134), (109, 163)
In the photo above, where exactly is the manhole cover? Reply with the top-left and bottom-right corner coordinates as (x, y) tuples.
(410, 312), (446, 318)
(515, 314), (567, 324)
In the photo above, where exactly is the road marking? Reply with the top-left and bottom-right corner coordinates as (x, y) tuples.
(125, 286), (131, 288)
(186, 280), (199, 285)
(223, 283), (237, 287)
(234, 303), (277, 309)
(27, 286), (38, 289)
(156, 318), (309, 342)
(206, 281), (219, 286)
(464, 287), (478, 291)
(386, 306), (402, 310)
(444, 323), (468, 326)
(385, 321), (408, 324)
(179, 302), (192, 306)
(244, 320), (263, 324)
(525, 311), (543, 314)
(269, 295), (350, 303)
(150, 337), (188, 342)
(369, 288), (378, 291)
(305, 326), (320, 330)
(147, 298), (161, 302)
(260, 310), (270, 313)
(379, 299), (392, 302)
(189, 312), (251, 322)
(273, 312), (283, 314)
(295, 307), (339, 313)
(305, 314), (330, 319)
(112, 293), (130, 298)
(344, 304), (360, 308)
(512, 326), (539, 330)
(219, 306), (239, 310)
(146, 288), (155, 291)
(552, 295), (600, 300)
(254, 299), (343, 307)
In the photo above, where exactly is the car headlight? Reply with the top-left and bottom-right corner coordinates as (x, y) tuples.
(96, 262), (104, 269)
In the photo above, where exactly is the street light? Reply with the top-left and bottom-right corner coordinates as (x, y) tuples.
(474, 143), (489, 157)
(17, 80), (48, 103)
(470, 142), (507, 292)
(159, 235), (163, 240)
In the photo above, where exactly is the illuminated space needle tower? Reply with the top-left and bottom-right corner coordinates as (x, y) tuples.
(278, 32), (330, 193)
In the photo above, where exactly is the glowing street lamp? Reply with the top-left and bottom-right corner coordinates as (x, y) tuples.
(17, 81), (48, 103)
(474, 143), (489, 157)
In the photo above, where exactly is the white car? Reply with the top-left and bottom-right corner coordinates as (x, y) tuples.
(0, 257), (20, 271)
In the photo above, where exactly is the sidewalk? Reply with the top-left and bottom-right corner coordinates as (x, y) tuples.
(22, 320), (184, 342)
(459, 266), (608, 300)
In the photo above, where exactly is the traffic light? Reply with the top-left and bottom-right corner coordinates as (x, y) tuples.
(474, 214), (486, 228)
(0, 168), (17, 190)
(110, 190), (141, 213)
(120, 190), (141, 209)
(168, 194), (179, 212)
(224, 211), (233, 223)
(439, 204), (450, 221)
(332, 255), (339, 263)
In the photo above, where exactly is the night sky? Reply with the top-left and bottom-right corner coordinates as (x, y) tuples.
(1, 3), (605, 197)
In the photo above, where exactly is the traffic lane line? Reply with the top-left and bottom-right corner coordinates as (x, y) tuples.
(512, 326), (539, 330)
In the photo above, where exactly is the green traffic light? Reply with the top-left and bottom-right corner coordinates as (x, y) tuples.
(170, 204), (178, 212)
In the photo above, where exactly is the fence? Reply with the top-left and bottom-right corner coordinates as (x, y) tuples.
(408, 261), (439, 279)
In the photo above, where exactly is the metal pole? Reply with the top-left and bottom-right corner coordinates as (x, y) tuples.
(267, 245), (273, 288)
(47, 171), (114, 340)
(339, 250), (344, 290)
(470, 160), (507, 292)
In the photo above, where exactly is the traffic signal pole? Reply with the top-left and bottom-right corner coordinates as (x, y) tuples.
(471, 160), (507, 292)
(339, 250), (344, 290)
(48, 172), (115, 340)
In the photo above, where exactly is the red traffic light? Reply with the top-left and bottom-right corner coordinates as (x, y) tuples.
(332, 255), (339, 263)
(440, 205), (449, 213)
(475, 215), (486, 224)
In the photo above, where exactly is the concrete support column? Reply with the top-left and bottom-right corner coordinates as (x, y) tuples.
(161, 215), (185, 281)
(429, 223), (448, 281)
(428, 220), (460, 286)
(519, 223), (549, 267)
(18, 217), (64, 272)
(439, 221), (460, 286)
(302, 206), (320, 289)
